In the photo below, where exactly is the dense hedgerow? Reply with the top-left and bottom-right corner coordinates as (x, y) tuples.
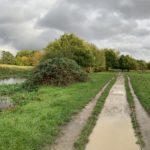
(24, 57), (88, 89)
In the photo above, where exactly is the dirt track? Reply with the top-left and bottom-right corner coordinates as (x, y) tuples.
(86, 75), (140, 150)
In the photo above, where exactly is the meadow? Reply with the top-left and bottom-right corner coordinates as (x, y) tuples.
(0, 64), (32, 79)
(128, 72), (150, 114)
(0, 70), (114, 150)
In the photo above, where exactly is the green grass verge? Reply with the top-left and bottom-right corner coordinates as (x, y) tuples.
(0, 72), (114, 150)
(0, 66), (32, 79)
(74, 76), (116, 150)
(128, 72), (150, 114)
(125, 75), (144, 147)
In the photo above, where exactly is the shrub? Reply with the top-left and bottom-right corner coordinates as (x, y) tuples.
(24, 57), (88, 88)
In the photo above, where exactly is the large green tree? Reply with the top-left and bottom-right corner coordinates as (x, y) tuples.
(43, 33), (95, 68)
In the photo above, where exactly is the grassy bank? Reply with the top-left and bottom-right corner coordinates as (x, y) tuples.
(124, 75), (144, 147)
(74, 75), (116, 150)
(0, 64), (33, 69)
(128, 72), (150, 114)
(0, 65), (32, 79)
(0, 72), (114, 150)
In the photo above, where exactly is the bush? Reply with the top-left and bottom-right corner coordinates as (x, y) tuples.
(24, 57), (88, 88)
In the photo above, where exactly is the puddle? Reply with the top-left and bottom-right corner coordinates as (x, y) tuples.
(0, 78), (26, 85)
(86, 76), (140, 150)
(0, 97), (14, 111)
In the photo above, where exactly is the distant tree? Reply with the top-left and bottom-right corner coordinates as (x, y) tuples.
(119, 55), (141, 71)
(0, 51), (15, 64)
(88, 44), (106, 71)
(15, 50), (42, 66)
(16, 50), (33, 57)
(32, 51), (43, 65)
(137, 60), (147, 71)
(119, 55), (130, 71)
(147, 62), (150, 70)
(105, 49), (119, 70)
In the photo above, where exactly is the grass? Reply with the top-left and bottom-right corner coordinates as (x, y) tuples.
(74, 75), (116, 150)
(128, 72), (150, 114)
(0, 72), (114, 150)
(0, 64), (33, 69)
(124, 75), (144, 147)
(0, 66), (32, 79)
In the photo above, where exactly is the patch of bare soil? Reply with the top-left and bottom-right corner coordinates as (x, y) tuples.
(42, 81), (110, 150)
(129, 77), (150, 150)
(86, 75), (140, 150)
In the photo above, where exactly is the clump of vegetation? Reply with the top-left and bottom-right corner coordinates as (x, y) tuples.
(25, 57), (88, 88)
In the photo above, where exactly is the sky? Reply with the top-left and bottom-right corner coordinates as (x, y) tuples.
(0, 0), (150, 61)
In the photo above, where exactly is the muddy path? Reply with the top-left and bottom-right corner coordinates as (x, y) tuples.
(128, 77), (150, 150)
(86, 75), (140, 150)
(42, 80), (111, 150)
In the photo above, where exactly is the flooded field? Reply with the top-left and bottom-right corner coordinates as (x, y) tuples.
(0, 78), (25, 110)
(0, 78), (25, 85)
(86, 76), (140, 150)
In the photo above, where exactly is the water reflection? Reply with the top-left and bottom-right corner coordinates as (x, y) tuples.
(0, 78), (26, 85)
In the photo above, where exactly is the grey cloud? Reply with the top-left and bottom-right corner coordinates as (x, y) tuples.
(0, 0), (150, 61)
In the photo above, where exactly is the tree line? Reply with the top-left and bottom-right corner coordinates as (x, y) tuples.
(105, 49), (150, 71)
(0, 33), (150, 71)
(0, 50), (43, 66)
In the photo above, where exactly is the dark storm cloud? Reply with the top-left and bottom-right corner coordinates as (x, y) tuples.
(0, 0), (150, 60)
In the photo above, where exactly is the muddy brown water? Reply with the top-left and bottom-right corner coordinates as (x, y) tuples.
(0, 78), (25, 85)
(129, 77), (150, 150)
(86, 75), (140, 150)
(42, 80), (111, 150)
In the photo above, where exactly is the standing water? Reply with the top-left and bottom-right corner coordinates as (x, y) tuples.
(0, 78), (25, 85)
(0, 78), (25, 110)
(86, 75), (140, 150)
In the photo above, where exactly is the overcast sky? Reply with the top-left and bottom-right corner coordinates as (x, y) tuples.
(0, 0), (150, 61)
